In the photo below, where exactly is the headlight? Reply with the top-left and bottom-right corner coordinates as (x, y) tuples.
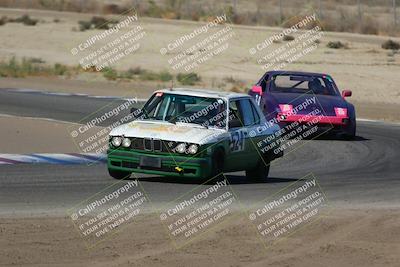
(111, 136), (122, 147)
(175, 143), (186, 153)
(122, 137), (131, 147)
(188, 144), (198, 154)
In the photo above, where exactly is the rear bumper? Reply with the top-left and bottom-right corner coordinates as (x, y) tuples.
(277, 113), (349, 125)
(107, 149), (212, 178)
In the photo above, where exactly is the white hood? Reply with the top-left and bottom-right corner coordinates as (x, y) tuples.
(109, 120), (227, 145)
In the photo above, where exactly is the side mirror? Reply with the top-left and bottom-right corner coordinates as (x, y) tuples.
(342, 90), (352, 98)
(251, 85), (263, 95)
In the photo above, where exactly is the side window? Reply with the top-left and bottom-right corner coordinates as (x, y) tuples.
(261, 75), (268, 92)
(228, 100), (244, 128)
(250, 101), (261, 124)
(155, 97), (169, 120)
(239, 99), (256, 126)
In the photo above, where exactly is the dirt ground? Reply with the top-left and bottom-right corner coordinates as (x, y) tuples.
(0, 208), (399, 267)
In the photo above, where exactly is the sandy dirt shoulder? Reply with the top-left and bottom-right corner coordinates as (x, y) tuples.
(0, 208), (399, 267)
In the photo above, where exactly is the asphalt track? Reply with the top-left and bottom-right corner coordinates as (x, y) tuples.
(1, 89), (399, 216)
(0, 88), (144, 125)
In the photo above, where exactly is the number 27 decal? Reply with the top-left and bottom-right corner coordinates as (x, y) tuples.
(230, 130), (245, 152)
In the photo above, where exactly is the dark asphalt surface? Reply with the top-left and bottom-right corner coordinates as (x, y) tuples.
(0, 89), (399, 216)
(0, 89), (145, 125)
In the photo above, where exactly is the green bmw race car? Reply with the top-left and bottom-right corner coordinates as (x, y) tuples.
(107, 89), (283, 180)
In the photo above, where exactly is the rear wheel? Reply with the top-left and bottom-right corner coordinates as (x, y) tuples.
(108, 169), (131, 180)
(246, 157), (271, 182)
(342, 118), (356, 140)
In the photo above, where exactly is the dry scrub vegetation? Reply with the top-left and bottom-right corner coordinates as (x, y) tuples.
(0, 0), (399, 36)
(0, 57), (202, 85)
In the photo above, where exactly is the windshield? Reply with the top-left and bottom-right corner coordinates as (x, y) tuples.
(270, 74), (340, 96)
(141, 92), (227, 129)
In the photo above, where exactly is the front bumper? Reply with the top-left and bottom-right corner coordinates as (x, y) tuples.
(107, 149), (212, 178)
(277, 113), (353, 136)
(277, 113), (349, 125)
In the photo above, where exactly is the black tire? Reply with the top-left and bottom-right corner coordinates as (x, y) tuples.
(108, 169), (131, 180)
(246, 157), (270, 182)
(342, 118), (356, 140)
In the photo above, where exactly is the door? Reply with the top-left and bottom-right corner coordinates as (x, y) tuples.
(225, 98), (260, 172)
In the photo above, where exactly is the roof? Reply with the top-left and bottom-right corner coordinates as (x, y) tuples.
(156, 88), (249, 100)
(264, 70), (329, 77)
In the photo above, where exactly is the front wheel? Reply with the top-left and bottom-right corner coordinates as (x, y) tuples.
(246, 157), (270, 182)
(108, 169), (131, 180)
